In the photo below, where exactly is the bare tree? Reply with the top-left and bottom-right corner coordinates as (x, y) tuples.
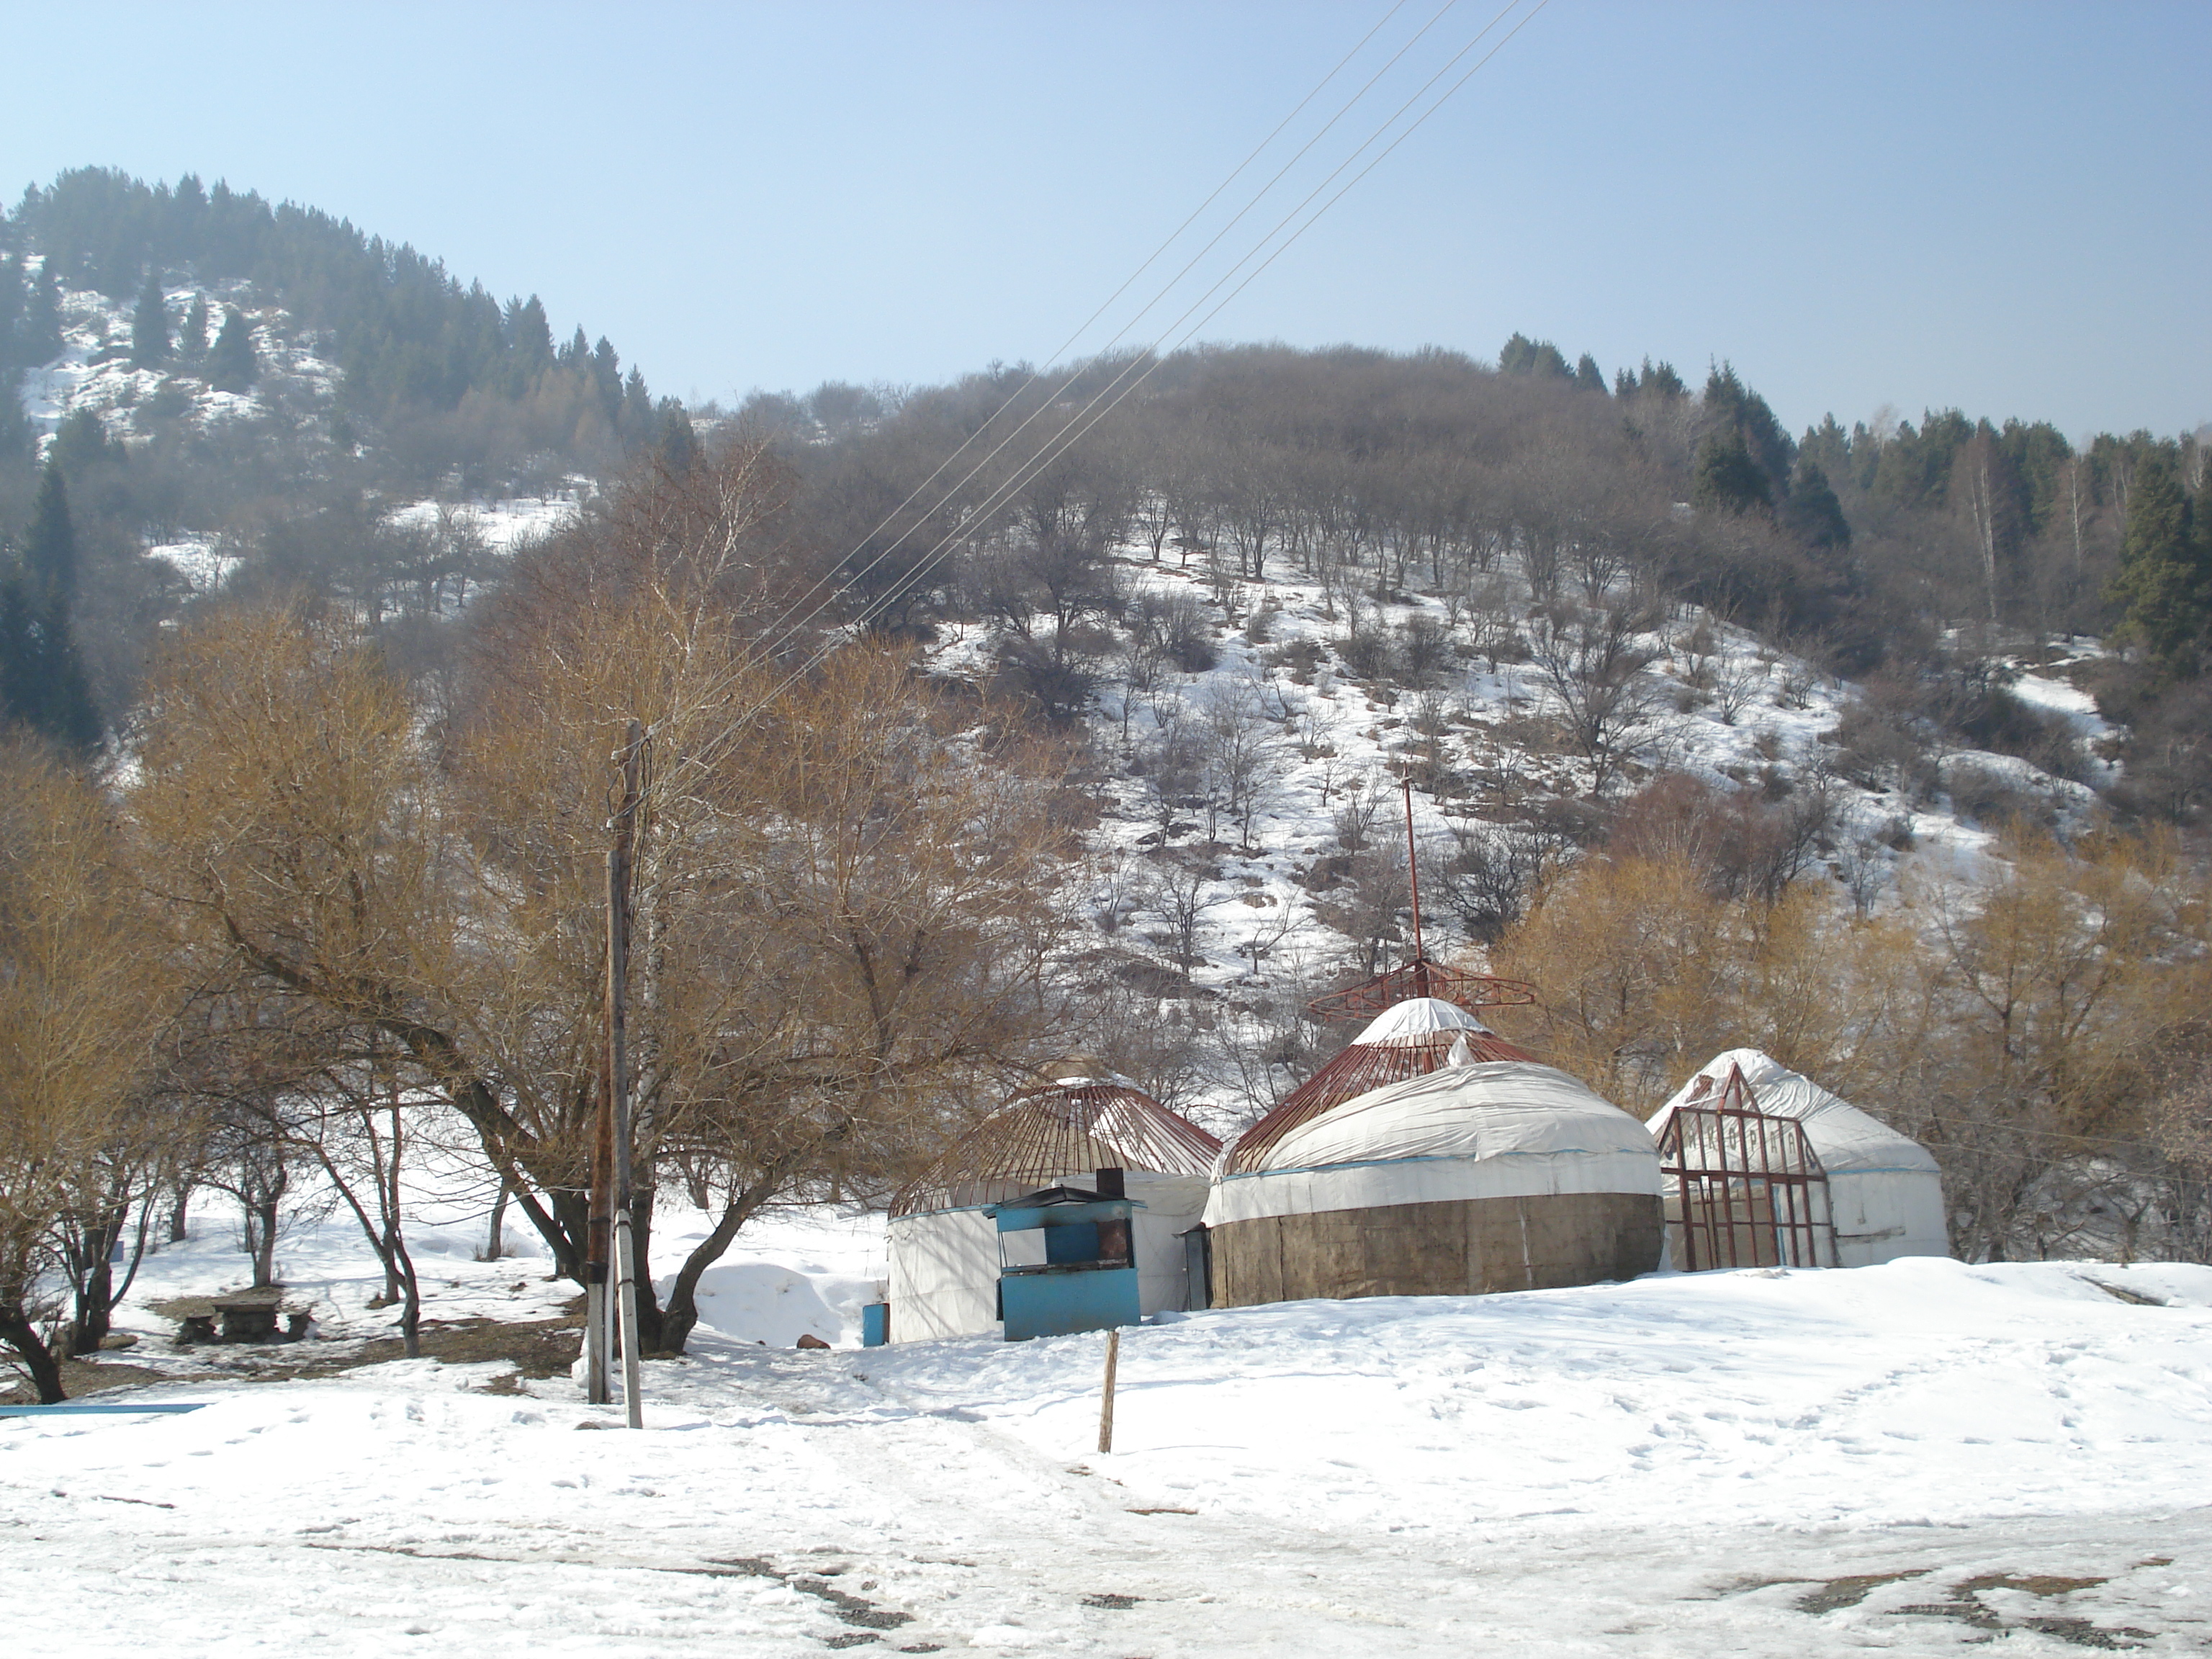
(1527, 603), (1668, 793)
(0, 747), (179, 1401)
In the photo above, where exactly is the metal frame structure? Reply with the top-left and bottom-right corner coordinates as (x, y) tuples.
(1655, 1064), (1836, 1270)
(890, 1078), (1220, 1218)
(1223, 1025), (1539, 1174)
(1306, 958), (1539, 1020)
(1226, 780), (1545, 1176)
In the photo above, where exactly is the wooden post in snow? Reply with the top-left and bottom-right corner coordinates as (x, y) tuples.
(1097, 1328), (1120, 1454)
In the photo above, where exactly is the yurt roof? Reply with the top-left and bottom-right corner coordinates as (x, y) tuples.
(1648, 1049), (1938, 1177)
(1306, 957), (1537, 1020)
(1223, 998), (1537, 1174)
(1241, 1058), (1658, 1176)
(890, 1078), (1220, 1217)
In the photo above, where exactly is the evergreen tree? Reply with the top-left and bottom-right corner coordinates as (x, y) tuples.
(1701, 364), (1795, 498)
(1799, 413), (1851, 480)
(130, 268), (168, 366)
(1693, 432), (1773, 515)
(206, 305), (257, 392)
(655, 397), (699, 473)
(1573, 352), (1606, 393)
(0, 372), (28, 460)
(48, 408), (117, 481)
(0, 255), (22, 368)
(1781, 461), (1852, 549)
(1, 469), (100, 748)
(1498, 331), (1573, 380)
(23, 462), (77, 598)
(2108, 457), (2211, 674)
(19, 264), (62, 364)
(590, 336), (622, 421)
(505, 294), (553, 377)
(179, 292), (208, 362)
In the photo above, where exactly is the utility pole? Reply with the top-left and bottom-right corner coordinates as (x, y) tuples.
(607, 720), (647, 1429)
(585, 1045), (612, 1403)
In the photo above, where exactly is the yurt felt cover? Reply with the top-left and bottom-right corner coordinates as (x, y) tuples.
(1649, 1049), (1948, 1266)
(1223, 998), (1537, 1175)
(1207, 1058), (1663, 1228)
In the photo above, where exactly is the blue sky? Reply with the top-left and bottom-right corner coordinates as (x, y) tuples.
(4, 1), (2206, 441)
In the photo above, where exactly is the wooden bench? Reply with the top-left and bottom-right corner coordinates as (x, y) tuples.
(158, 1290), (313, 1345)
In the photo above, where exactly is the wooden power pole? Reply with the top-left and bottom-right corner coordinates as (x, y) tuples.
(607, 721), (647, 1429)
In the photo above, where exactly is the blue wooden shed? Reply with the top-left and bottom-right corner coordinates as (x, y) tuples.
(986, 1170), (1142, 1341)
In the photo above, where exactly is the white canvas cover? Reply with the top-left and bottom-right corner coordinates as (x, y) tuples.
(1352, 997), (1496, 1042)
(1649, 1049), (1949, 1267)
(887, 1169), (1209, 1342)
(1205, 1060), (1662, 1227)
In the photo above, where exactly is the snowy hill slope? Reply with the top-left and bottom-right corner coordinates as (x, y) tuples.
(927, 549), (2111, 1124)
(14, 260), (587, 598)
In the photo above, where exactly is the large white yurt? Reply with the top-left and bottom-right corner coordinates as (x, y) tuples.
(886, 1070), (1220, 1341)
(1203, 1042), (1665, 1307)
(1647, 1049), (1948, 1269)
(1236, 997), (1540, 1166)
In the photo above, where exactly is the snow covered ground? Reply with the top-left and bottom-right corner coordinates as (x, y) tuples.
(7, 1192), (2212, 1655)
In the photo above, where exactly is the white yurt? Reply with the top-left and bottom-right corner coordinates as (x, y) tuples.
(886, 1069), (1219, 1341)
(1202, 1045), (1665, 1307)
(1647, 1049), (1948, 1269)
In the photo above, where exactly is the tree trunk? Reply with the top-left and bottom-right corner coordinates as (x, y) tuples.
(0, 1302), (66, 1403)
(167, 1182), (190, 1244)
(482, 1179), (511, 1262)
(68, 1208), (127, 1357)
(628, 1183), (667, 1352)
(391, 1226), (423, 1359)
(251, 1194), (280, 1287)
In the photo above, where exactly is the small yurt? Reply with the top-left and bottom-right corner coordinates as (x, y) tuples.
(886, 1068), (1220, 1341)
(1204, 1043), (1665, 1306)
(1647, 1049), (1948, 1270)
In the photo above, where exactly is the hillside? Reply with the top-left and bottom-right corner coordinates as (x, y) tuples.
(2, 171), (2208, 1293)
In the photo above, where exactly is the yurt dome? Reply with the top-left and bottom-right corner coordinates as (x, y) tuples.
(1224, 997), (1538, 1175)
(1648, 1049), (1948, 1269)
(1202, 1053), (1664, 1307)
(886, 1071), (1220, 1341)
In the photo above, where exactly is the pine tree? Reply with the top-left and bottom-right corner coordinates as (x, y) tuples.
(1498, 332), (1572, 380)
(1574, 352), (1606, 393)
(1781, 462), (1852, 549)
(1, 468), (100, 748)
(655, 397), (699, 473)
(207, 306), (257, 392)
(179, 292), (208, 362)
(2108, 458), (2211, 675)
(48, 409), (116, 480)
(1693, 432), (1773, 515)
(19, 264), (63, 365)
(130, 268), (169, 366)
(24, 462), (76, 598)
(0, 255), (22, 369)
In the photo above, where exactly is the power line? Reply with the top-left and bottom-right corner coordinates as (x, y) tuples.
(676, 0), (1552, 779)
(778, 0), (1519, 670)
(737, 0), (1439, 675)
(649, 2), (1529, 765)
